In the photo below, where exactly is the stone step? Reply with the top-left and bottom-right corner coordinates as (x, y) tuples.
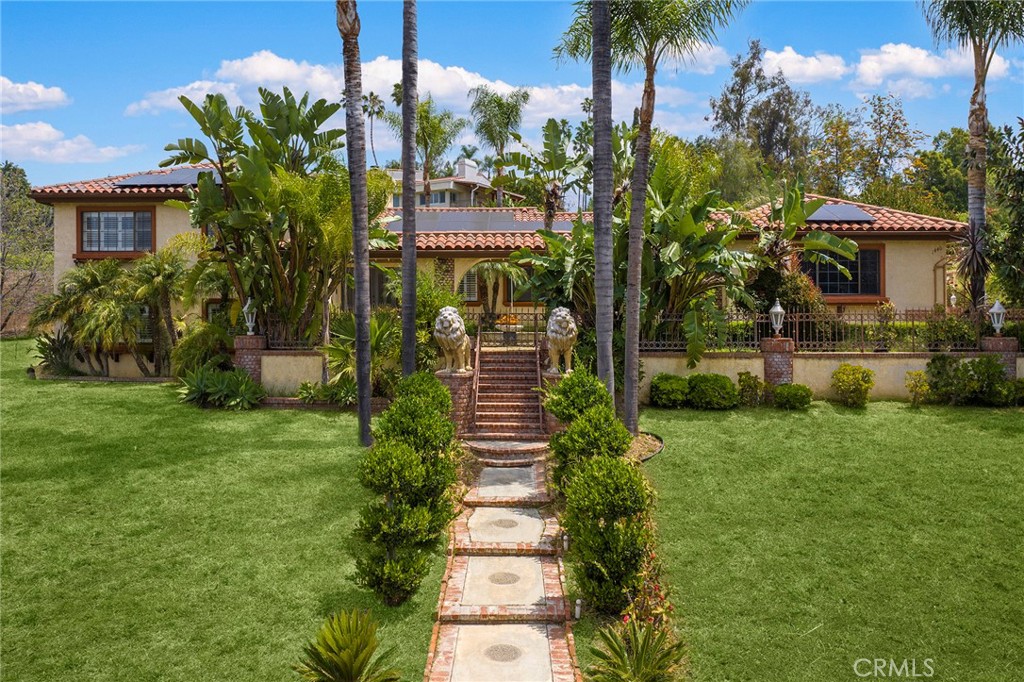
(425, 623), (577, 682)
(476, 455), (544, 468)
(438, 555), (568, 624)
(464, 440), (549, 456)
(476, 408), (539, 419)
(464, 464), (551, 507)
(474, 421), (541, 433)
(464, 431), (548, 442)
(452, 507), (561, 556)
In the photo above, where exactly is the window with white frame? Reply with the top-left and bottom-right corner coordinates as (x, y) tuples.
(457, 270), (479, 302)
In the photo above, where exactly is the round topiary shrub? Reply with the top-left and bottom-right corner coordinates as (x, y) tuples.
(830, 363), (874, 407)
(373, 394), (456, 454)
(563, 457), (654, 615)
(542, 367), (613, 424)
(650, 373), (689, 408)
(551, 404), (632, 489)
(686, 373), (740, 410)
(394, 371), (452, 415)
(773, 383), (813, 410)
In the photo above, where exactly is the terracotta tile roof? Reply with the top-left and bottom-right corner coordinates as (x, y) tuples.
(731, 194), (965, 235)
(31, 164), (214, 200)
(380, 207), (592, 223)
(411, 231), (549, 252)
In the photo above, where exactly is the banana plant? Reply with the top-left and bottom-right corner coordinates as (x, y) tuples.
(499, 118), (588, 230)
(510, 217), (596, 319)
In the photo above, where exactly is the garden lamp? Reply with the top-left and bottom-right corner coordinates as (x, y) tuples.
(242, 297), (257, 336)
(769, 299), (785, 337)
(949, 292), (957, 308)
(989, 300), (1006, 336)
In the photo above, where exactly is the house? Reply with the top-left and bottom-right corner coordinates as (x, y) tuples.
(32, 164), (965, 338)
(383, 158), (523, 208)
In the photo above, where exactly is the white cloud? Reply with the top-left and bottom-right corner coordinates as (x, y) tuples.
(885, 78), (935, 100)
(854, 43), (1010, 88)
(125, 80), (242, 116)
(1, 76), (70, 114)
(763, 46), (849, 83)
(665, 43), (731, 76)
(0, 122), (142, 163)
(123, 49), (706, 153)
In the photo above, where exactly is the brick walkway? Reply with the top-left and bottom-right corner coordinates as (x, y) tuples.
(424, 436), (581, 682)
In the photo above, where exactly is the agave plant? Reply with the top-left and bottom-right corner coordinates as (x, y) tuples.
(587, 620), (686, 682)
(294, 610), (400, 682)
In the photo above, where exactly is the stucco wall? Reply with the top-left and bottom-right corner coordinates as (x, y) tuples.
(53, 202), (195, 286)
(791, 354), (932, 400)
(876, 240), (947, 310)
(261, 352), (325, 396)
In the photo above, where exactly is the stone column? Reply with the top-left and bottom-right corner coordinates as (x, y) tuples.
(436, 370), (475, 436)
(760, 336), (795, 386)
(980, 336), (1019, 379)
(234, 335), (267, 384)
(542, 372), (565, 435)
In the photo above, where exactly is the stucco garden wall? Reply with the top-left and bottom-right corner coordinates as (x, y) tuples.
(260, 352), (325, 397)
(639, 353), (764, 403)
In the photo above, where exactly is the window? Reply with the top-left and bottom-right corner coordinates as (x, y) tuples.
(801, 247), (883, 297)
(343, 267), (398, 309)
(457, 271), (479, 302)
(80, 209), (153, 253)
(392, 194), (400, 208)
(431, 191), (445, 204)
(506, 271), (533, 303)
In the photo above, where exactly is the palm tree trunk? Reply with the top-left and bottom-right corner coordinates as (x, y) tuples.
(966, 46), (988, 308)
(149, 305), (163, 375)
(400, 0), (419, 376)
(130, 349), (152, 377)
(369, 115), (378, 167)
(423, 166), (431, 207)
(160, 290), (175, 349)
(338, 0), (373, 446)
(591, 0), (615, 398)
(623, 58), (657, 434)
(495, 145), (505, 206)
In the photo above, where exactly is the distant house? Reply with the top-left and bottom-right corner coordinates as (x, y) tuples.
(383, 158), (523, 208)
(32, 165), (965, 321)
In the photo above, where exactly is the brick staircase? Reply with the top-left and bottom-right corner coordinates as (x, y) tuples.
(470, 349), (545, 440)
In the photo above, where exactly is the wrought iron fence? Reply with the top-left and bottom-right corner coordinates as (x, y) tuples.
(640, 307), (1024, 354)
(464, 308), (547, 348)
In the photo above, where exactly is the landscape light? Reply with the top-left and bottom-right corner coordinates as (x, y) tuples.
(770, 299), (785, 337)
(989, 300), (1006, 336)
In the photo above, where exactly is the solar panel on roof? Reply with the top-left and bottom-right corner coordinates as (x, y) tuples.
(807, 204), (876, 223)
(114, 167), (221, 187)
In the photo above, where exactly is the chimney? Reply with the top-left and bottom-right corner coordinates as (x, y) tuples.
(457, 158), (479, 181)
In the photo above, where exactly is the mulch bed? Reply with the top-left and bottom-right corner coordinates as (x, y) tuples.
(628, 432), (664, 462)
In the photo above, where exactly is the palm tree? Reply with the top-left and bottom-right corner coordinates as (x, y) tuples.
(467, 260), (528, 326)
(922, 0), (1024, 308)
(384, 96), (469, 206)
(337, 0), (373, 446)
(132, 247), (187, 375)
(591, 0), (615, 398)
(503, 119), (585, 231)
(468, 85), (531, 206)
(400, 0), (419, 376)
(558, 0), (747, 433)
(362, 92), (385, 168)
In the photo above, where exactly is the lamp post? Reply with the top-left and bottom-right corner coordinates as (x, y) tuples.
(769, 299), (785, 338)
(989, 300), (1006, 336)
(242, 297), (257, 336)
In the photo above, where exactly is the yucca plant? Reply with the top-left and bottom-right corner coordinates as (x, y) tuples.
(294, 610), (400, 682)
(588, 620), (686, 682)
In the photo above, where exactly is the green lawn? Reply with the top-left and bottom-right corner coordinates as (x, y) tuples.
(573, 403), (1024, 681)
(0, 339), (442, 682)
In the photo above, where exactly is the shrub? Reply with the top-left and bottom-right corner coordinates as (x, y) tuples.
(33, 330), (81, 376)
(774, 383), (812, 410)
(178, 367), (265, 410)
(926, 354), (1012, 406)
(394, 372), (451, 416)
(905, 370), (930, 407)
(550, 404), (632, 489)
(171, 321), (232, 377)
(588, 621), (685, 682)
(649, 373), (689, 408)
(924, 306), (978, 351)
(563, 457), (654, 615)
(294, 609), (401, 682)
(1013, 378), (1024, 406)
(373, 395), (456, 454)
(737, 371), (767, 407)
(686, 373), (739, 410)
(830, 363), (874, 407)
(542, 366), (613, 424)
(298, 378), (358, 406)
(354, 546), (432, 608)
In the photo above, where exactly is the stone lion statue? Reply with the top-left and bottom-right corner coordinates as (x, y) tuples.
(434, 306), (472, 373)
(546, 307), (578, 375)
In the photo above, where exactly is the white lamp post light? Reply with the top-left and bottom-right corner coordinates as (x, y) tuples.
(989, 300), (1006, 336)
(769, 299), (785, 338)
(242, 297), (257, 336)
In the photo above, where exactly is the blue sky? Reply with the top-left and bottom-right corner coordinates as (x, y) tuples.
(2, 1), (1022, 187)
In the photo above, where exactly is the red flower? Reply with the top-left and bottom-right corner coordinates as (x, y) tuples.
(623, 615), (631, 623)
